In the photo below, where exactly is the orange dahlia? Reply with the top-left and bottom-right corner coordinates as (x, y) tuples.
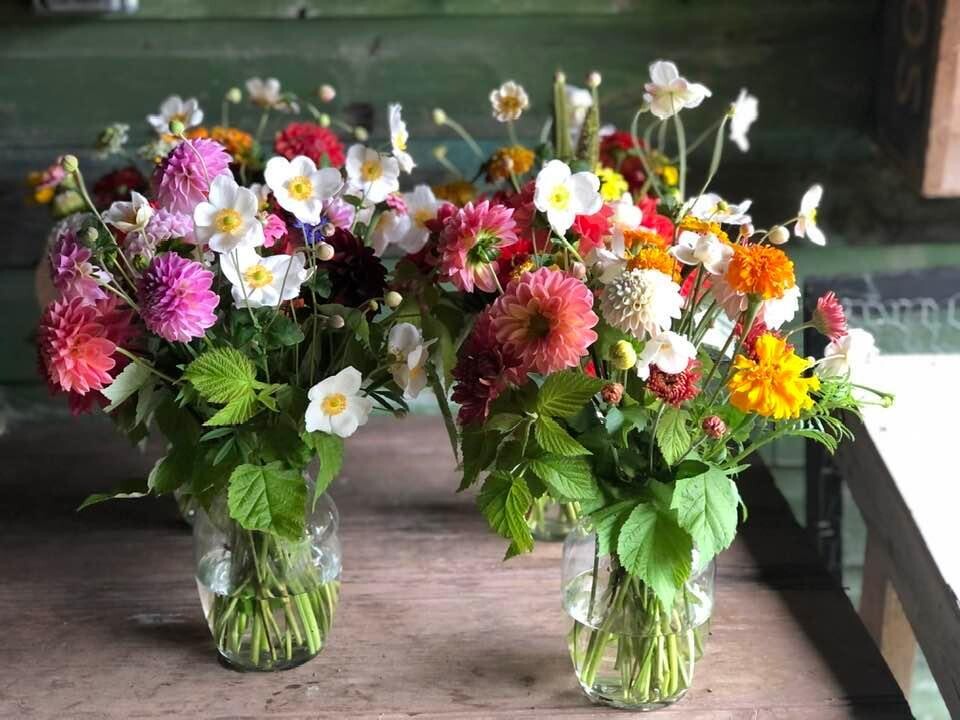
(432, 180), (477, 207)
(727, 333), (820, 420)
(726, 243), (795, 300)
(627, 245), (681, 282)
(186, 126), (254, 163)
(486, 145), (535, 182)
(623, 226), (671, 251)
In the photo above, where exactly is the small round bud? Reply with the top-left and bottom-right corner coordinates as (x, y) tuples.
(354, 126), (369, 142)
(52, 189), (84, 216)
(702, 415), (728, 439)
(384, 291), (403, 309)
(367, 299), (380, 313)
(83, 227), (99, 243)
(432, 145), (448, 160)
(601, 382), (624, 406)
(328, 314), (345, 329)
(321, 223), (337, 238)
(571, 261), (587, 280)
(168, 119), (185, 136)
(881, 394), (895, 408)
(587, 71), (602, 88)
(317, 112), (331, 128)
(609, 340), (638, 371)
(432, 108), (447, 126)
(316, 241), (335, 261)
(769, 225), (790, 245)
(555, 70), (567, 84)
(61, 155), (79, 173)
(739, 223), (755, 240)
(318, 84), (336, 103)
(225, 87), (242, 104)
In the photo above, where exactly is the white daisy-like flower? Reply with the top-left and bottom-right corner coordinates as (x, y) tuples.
(600, 268), (683, 340)
(760, 284), (800, 329)
(795, 184), (826, 246)
(387, 323), (436, 400)
(610, 192), (643, 240)
(670, 230), (733, 275)
(305, 367), (374, 438)
(729, 89), (758, 152)
(401, 184), (441, 253)
(345, 145), (400, 204)
(636, 330), (696, 380)
(388, 104), (415, 174)
(489, 80), (530, 122)
(817, 329), (877, 379)
(264, 155), (343, 225)
(533, 159), (602, 235)
(193, 174), (265, 254)
(146, 95), (203, 135)
(246, 77), (298, 113)
(370, 210), (411, 257)
(221, 246), (310, 309)
(643, 61), (712, 121)
(103, 191), (154, 234)
(687, 192), (752, 225)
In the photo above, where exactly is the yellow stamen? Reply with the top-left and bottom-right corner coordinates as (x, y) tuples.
(243, 264), (274, 289)
(287, 175), (314, 201)
(412, 208), (433, 227)
(548, 185), (570, 210)
(361, 159), (383, 182)
(214, 208), (243, 234)
(322, 392), (348, 416)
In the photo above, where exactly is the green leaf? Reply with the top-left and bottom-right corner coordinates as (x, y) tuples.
(485, 413), (525, 433)
(671, 464), (740, 562)
(590, 500), (636, 556)
(227, 462), (307, 541)
(77, 482), (148, 510)
(528, 454), (598, 501)
(655, 407), (690, 466)
(204, 393), (258, 426)
(477, 471), (534, 558)
(183, 347), (258, 404)
(147, 444), (197, 494)
(200, 427), (234, 443)
(536, 371), (604, 418)
(604, 407), (625, 434)
(304, 432), (344, 504)
(534, 415), (589, 457)
(262, 314), (305, 348)
(617, 502), (693, 608)
(102, 362), (152, 412)
(460, 429), (499, 491)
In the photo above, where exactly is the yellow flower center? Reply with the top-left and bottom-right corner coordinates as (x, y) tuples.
(287, 175), (314, 201)
(548, 184), (570, 210)
(392, 131), (408, 152)
(214, 208), (243, 234)
(498, 96), (523, 115)
(361, 159), (383, 182)
(322, 393), (348, 416)
(808, 208), (818, 222)
(242, 264), (274, 289)
(413, 208), (433, 227)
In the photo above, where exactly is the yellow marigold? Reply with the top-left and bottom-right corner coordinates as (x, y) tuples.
(658, 164), (679, 187)
(595, 165), (629, 201)
(678, 216), (730, 245)
(626, 246), (681, 282)
(510, 258), (536, 281)
(186, 126), (253, 163)
(623, 227), (671, 251)
(727, 333), (820, 420)
(432, 180), (477, 207)
(726, 243), (795, 299)
(486, 145), (535, 182)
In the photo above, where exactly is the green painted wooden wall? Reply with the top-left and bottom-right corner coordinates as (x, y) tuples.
(2, 0), (960, 389)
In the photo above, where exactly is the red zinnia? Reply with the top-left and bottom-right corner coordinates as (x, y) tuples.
(274, 122), (345, 168)
(572, 204), (614, 254)
(600, 131), (647, 191)
(647, 359), (702, 407)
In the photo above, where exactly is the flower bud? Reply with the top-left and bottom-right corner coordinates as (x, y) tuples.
(571, 261), (587, 280)
(168, 119), (185, 136)
(601, 382), (624, 406)
(321, 223), (337, 238)
(587, 71), (602, 88)
(318, 84), (336, 103)
(739, 223), (755, 239)
(609, 339), (637, 370)
(316, 241), (335, 261)
(354, 126), (369, 142)
(328, 314), (345, 329)
(432, 108), (447, 126)
(555, 70), (567, 84)
(61, 155), (79, 173)
(769, 225), (790, 245)
(52, 189), (84, 216)
(432, 145), (448, 160)
(367, 299), (380, 313)
(317, 112), (331, 128)
(384, 290), (403, 309)
(83, 227), (99, 244)
(225, 87), (242, 104)
(702, 415), (727, 439)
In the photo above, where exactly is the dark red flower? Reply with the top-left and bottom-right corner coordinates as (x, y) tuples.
(735, 319), (789, 362)
(638, 195), (675, 241)
(274, 122), (345, 168)
(647, 360), (702, 407)
(504, 181), (550, 252)
(324, 227), (387, 308)
(572, 204), (614, 254)
(600, 131), (646, 191)
(93, 166), (148, 210)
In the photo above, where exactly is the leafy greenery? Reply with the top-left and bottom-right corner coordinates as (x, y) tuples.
(477, 471), (534, 558)
(617, 501), (692, 609)
(655, 407), (690, 466)
(227, 462), (307, 541)
(536, 371), (605, 418)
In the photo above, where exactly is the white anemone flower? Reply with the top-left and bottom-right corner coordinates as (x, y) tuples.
(193, 174), (265, 254)
(264, 155), (343, 225)
(221, 246), (311, 309)
(817, 328), (878, 379)
(760, 285), (801, 330)
(103, 191), (154, 234)
(387, 323), (436, 400)
(533, 159), (602, 235)
(305, 367), (374, 438)
(489, 80), (530, 122)
(370, 210), (411, 257)
(345, 145), (400, 204)
(388, 104), (415, 174)
(611, 192), (643, 237)
(795, 184), (826, 246)
(636, 330), (696, 380)
(246, 77), (298, 113)
(401, 184), (441, 253)
(729, 89), (758, 152)
(600, 268), (683, 340)
(643, 61), (711, 120)
(687, 193), (752, 225)
(146, 95), (203, 135)
(670, 230), (734, 275)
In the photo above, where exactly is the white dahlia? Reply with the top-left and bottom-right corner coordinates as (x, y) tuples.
(600, 268), (683, 340)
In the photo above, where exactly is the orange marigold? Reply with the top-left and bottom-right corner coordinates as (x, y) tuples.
(486, 145), (535, 182)
(432, 180), (477, 207)
(186, 126), (254, 163)
(727, 333), (820, 419)
(627, 246), (681, 282)
(726, 243), (795, 299)
(623, 227), (671, 251)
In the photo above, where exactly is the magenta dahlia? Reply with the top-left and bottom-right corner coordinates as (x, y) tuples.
(155, 138), (232, 215)
(138, 252), (219, 342)
(438, 200), (519, 293)
(49, 229), (112, 304)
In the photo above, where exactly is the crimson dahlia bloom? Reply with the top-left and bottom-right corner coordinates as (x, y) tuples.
(274, 122), (345, 168)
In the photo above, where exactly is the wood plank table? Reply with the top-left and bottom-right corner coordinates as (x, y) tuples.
(0, 414), (911, 719)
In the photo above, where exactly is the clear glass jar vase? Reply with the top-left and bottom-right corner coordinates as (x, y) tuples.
(527, 496), (580, 541)
(193, 492), (342, 671)
(174, 486), (199, 526)
(562, 518), (715, 710)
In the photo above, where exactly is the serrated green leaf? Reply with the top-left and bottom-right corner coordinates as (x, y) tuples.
(485, 413), (525, 433)
(590, 500), (636, 556)
(534, 415), (590, 456)
(477, 471), (534, 557)
(183, 347), (258, 404)
(655, 407), (690, 466)
(536, 371), (604, 418)
(147, 444), (197, 494)
(134, 382), (162, 428)
(304, 432), (343, 505)
(617, 502), (692, 607)
(205, 393), (258, 426)
(262, 314), (305, 348)
(528, 454), (598, 501)
(227, 462), (306, 541)
(460, 429), (499, 491)
(200, 427), (234, 442)
(671, 465), (740, 562)
(103, 362), (152, 412)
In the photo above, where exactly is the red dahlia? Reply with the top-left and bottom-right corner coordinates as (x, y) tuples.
(324, 228), (388, 309)
(647, 360), (702, 407)
(93, 166), (148, 211)
(274, 122), (345, 168)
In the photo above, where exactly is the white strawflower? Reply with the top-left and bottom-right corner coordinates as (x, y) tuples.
(600, 268), (683, 340)
(489, 81), (530, 122)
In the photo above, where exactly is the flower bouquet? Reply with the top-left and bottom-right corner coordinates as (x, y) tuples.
(432, 66), (889, 708)
(33, 79), (468, 670)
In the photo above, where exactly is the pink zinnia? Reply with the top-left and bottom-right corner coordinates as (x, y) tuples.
(262, 213), (288, 248)
(49, 229), (111, 304)
(490, 267), (599, 375)
(39, 298), (119, 394)
(438, 200), (519, 293)
(813, 291), (847, 341)
(138, 252), (219, 342)
(155, 138), (232, 215)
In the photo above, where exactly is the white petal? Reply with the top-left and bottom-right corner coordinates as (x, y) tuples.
(290, 155), (318, 177)
(649, 60), (679, 86)
(313, 167), (344, 199)
(304, 402), (333, 433)
(264, 156), (291, 192)
(208, 174), (237, 208)
(800, 184), (823, 213)
(806, 222), (826, 246)
(547, 207), (577, 235)
(568, 172), (603, 215)
(329, 410), (359, 438)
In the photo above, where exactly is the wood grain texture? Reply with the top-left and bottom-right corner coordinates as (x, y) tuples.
(0, 414), (910, 719)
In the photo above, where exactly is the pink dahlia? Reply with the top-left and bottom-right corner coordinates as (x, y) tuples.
(490, 267), (599, 375)
(49, 229), (112, 304)
(155, 138), (232, 215)
(438, 200), (519, 293)
(145, 207), (196, 244)
(813, 291), (847, 341)
(138, 252), (219, 342)
(262, 213), (288, 248)
(39, 297), (119, 394)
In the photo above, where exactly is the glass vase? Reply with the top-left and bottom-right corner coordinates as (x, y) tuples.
(527, 496), (580, 541)
(562, 518), (715, 710)
(193, 492), (342, 671)
(174, 486), (199, 526)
